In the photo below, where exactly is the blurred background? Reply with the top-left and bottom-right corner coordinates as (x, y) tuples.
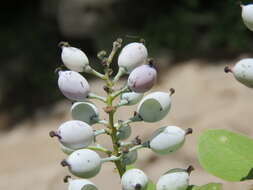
(1, 0), (253, 189)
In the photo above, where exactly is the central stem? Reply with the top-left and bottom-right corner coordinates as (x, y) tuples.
(107, 95), (125, 177)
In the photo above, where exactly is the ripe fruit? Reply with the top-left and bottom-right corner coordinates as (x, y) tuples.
(117, 124), (131, 140)
(118, 42), (148, 73)
(64, 176), (98, 190)
(119, 92), (144, 106)
(62, 149), (102, 178)
(156, 166), (194, 190)
(121, 169), (148, 190)
(137, 89), (174, 122)
(149, 126), (192, 155)
(71, 102), (99, 125)
(128, 64), (157, 93)
(224, 58), (253, 88)
(50, 120), (94, 150)
(121, 150), (138, 166)
(59, 42), (89, 72)
(241, 4), (253, 32)
(58, 71), (90, 101)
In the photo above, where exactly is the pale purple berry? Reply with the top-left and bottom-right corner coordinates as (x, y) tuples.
(121, 169), (148, 190)
(128, 64), (157, 93)
(62, 149), (102, 178)
(50, 120), (94, 150)
(149, 126), (192, 155)
(225, 58), (253, 88)
(58, 71), (90, 101)
(59, 42), (89, 72)
(118, 42), (148, 73)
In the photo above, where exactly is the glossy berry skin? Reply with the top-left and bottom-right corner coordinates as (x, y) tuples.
(121, 169), (148, 190)
(57, 120), (94, 150)
(66, 149), (102, 178)
(149, 126), (186, 155)
(128, 64), (157, 93)
(156, 169), (189, 190)
(68, 178), (98, 190)
(137, 92), (171, 122)
(241, 4), (253, 32)
(118, 42), (148, 73)
(58, 71), (90, 101)
(71, 102), (99, 125)
(61, 46), (89, 72)
(227, 59), (253, 88)
(120, 92), (144, 106)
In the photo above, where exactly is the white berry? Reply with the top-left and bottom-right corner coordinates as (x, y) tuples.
(241, 4), (253, 32)
(137, 91), (173, 122)
(149, 126), (191, 155)
(121, 169), (148, 190)
(120, 92), (144, 106)
(63, 149), (102, 178)
(156, 168), (191, 190)
(225, 58), (253, 88)
(118, 42), (148, 73)
(58, 71), (90, 101)
(51, 120), (94, 150)
(71, 102), (99, 125)
(67, 178), (98, 190)
(60, 42), (89, 72)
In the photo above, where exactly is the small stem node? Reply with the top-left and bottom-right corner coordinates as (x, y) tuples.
(63, 175), (71, 183)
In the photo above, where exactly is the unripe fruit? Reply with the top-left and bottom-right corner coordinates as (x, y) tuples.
(59, 42), (89, 72)
(156, 166), (193, 190)
(121, 169), (148, 190)
(58, 71), (90, 101)
(117, 125), (131, 140)
(224, 59), (253, 88)
(64, 176), (98, 190)
(121, 150), (138, 166)
(241, 4), (253, 32)
(128, 64), (157, 93)
(62, 149), (102, 178)
(50, 120), (94, 150)
(149, 126), (192, 155)
(137, 90), (174, 122)
(118, 42), (148, 73)
(120, 92), (144, 106)
(71, 102), (99, 125)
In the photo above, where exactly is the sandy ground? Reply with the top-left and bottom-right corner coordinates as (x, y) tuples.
(1, 59), (253, 190)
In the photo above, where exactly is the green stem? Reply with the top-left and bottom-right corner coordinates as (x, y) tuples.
(107, 95), (125, 177)
(87, 92), (107, 103)
(84, 65), (106, 80)
(87, 144), (112, 155)
(111, 85), (129, 100)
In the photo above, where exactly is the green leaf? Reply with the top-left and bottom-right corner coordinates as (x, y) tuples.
(187, 183), (222, 190)
(198, 129), (253, 181)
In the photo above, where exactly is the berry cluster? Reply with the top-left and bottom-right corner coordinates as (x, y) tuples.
(225, 4), (253, 87)
(50, 39), (193, 190)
